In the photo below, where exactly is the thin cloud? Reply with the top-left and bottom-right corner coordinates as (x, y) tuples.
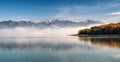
(53, 7), (93, 22)
(109, 12), (120, 15)
(102, 15), (120, 23)
(53, 0), (120, 22)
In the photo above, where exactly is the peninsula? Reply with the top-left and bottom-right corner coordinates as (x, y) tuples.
(78, 23), (120, 37)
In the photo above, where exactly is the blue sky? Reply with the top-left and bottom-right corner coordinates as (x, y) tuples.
(0, 0), (120, 22)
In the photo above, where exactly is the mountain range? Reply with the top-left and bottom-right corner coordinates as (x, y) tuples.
(0, 19), (102, 28)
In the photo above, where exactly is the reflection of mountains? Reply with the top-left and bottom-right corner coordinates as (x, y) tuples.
(0, 42), (76, 51)
(79, 37), (120, 48)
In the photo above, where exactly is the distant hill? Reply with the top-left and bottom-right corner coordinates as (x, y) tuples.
(78, 23), (120, 34)
(0, 19), (101, 28)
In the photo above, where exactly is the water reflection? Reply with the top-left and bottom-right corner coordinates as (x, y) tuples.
(0, 37), (100, 52)
(0, 37), (120, 51)
(0, 37), (120, 62)
(79, 37), (120, 48)
(0, 37), (81, 51)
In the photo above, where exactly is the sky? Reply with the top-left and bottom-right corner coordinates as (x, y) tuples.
(0, 0), (120, 23)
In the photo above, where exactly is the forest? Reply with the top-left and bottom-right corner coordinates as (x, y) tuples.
(78, 23), (120, 34)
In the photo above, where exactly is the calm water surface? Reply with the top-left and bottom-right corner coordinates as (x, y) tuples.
(0, 36), (120, 62)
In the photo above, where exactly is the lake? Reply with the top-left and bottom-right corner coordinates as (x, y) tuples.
(0, 36), (120, 62)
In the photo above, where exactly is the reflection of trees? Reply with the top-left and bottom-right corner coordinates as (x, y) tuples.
(78, 37), (90, 42)
(79, 37), (120, 48)
(91, 38), (120, 48)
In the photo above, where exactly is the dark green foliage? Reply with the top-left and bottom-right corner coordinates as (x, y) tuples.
(78, 23), (120, 34)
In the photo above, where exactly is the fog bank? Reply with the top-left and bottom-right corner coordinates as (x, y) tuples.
(0, 25), (98, 37)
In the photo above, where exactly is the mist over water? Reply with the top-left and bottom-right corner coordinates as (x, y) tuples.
(0, 27), (87, 37)
(0, 23), (101, 37)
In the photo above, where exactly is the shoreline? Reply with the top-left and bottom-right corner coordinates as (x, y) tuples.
(70, 34), (120, 37)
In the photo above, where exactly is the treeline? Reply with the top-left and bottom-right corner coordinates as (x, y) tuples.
(78, 23), (120, 34)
